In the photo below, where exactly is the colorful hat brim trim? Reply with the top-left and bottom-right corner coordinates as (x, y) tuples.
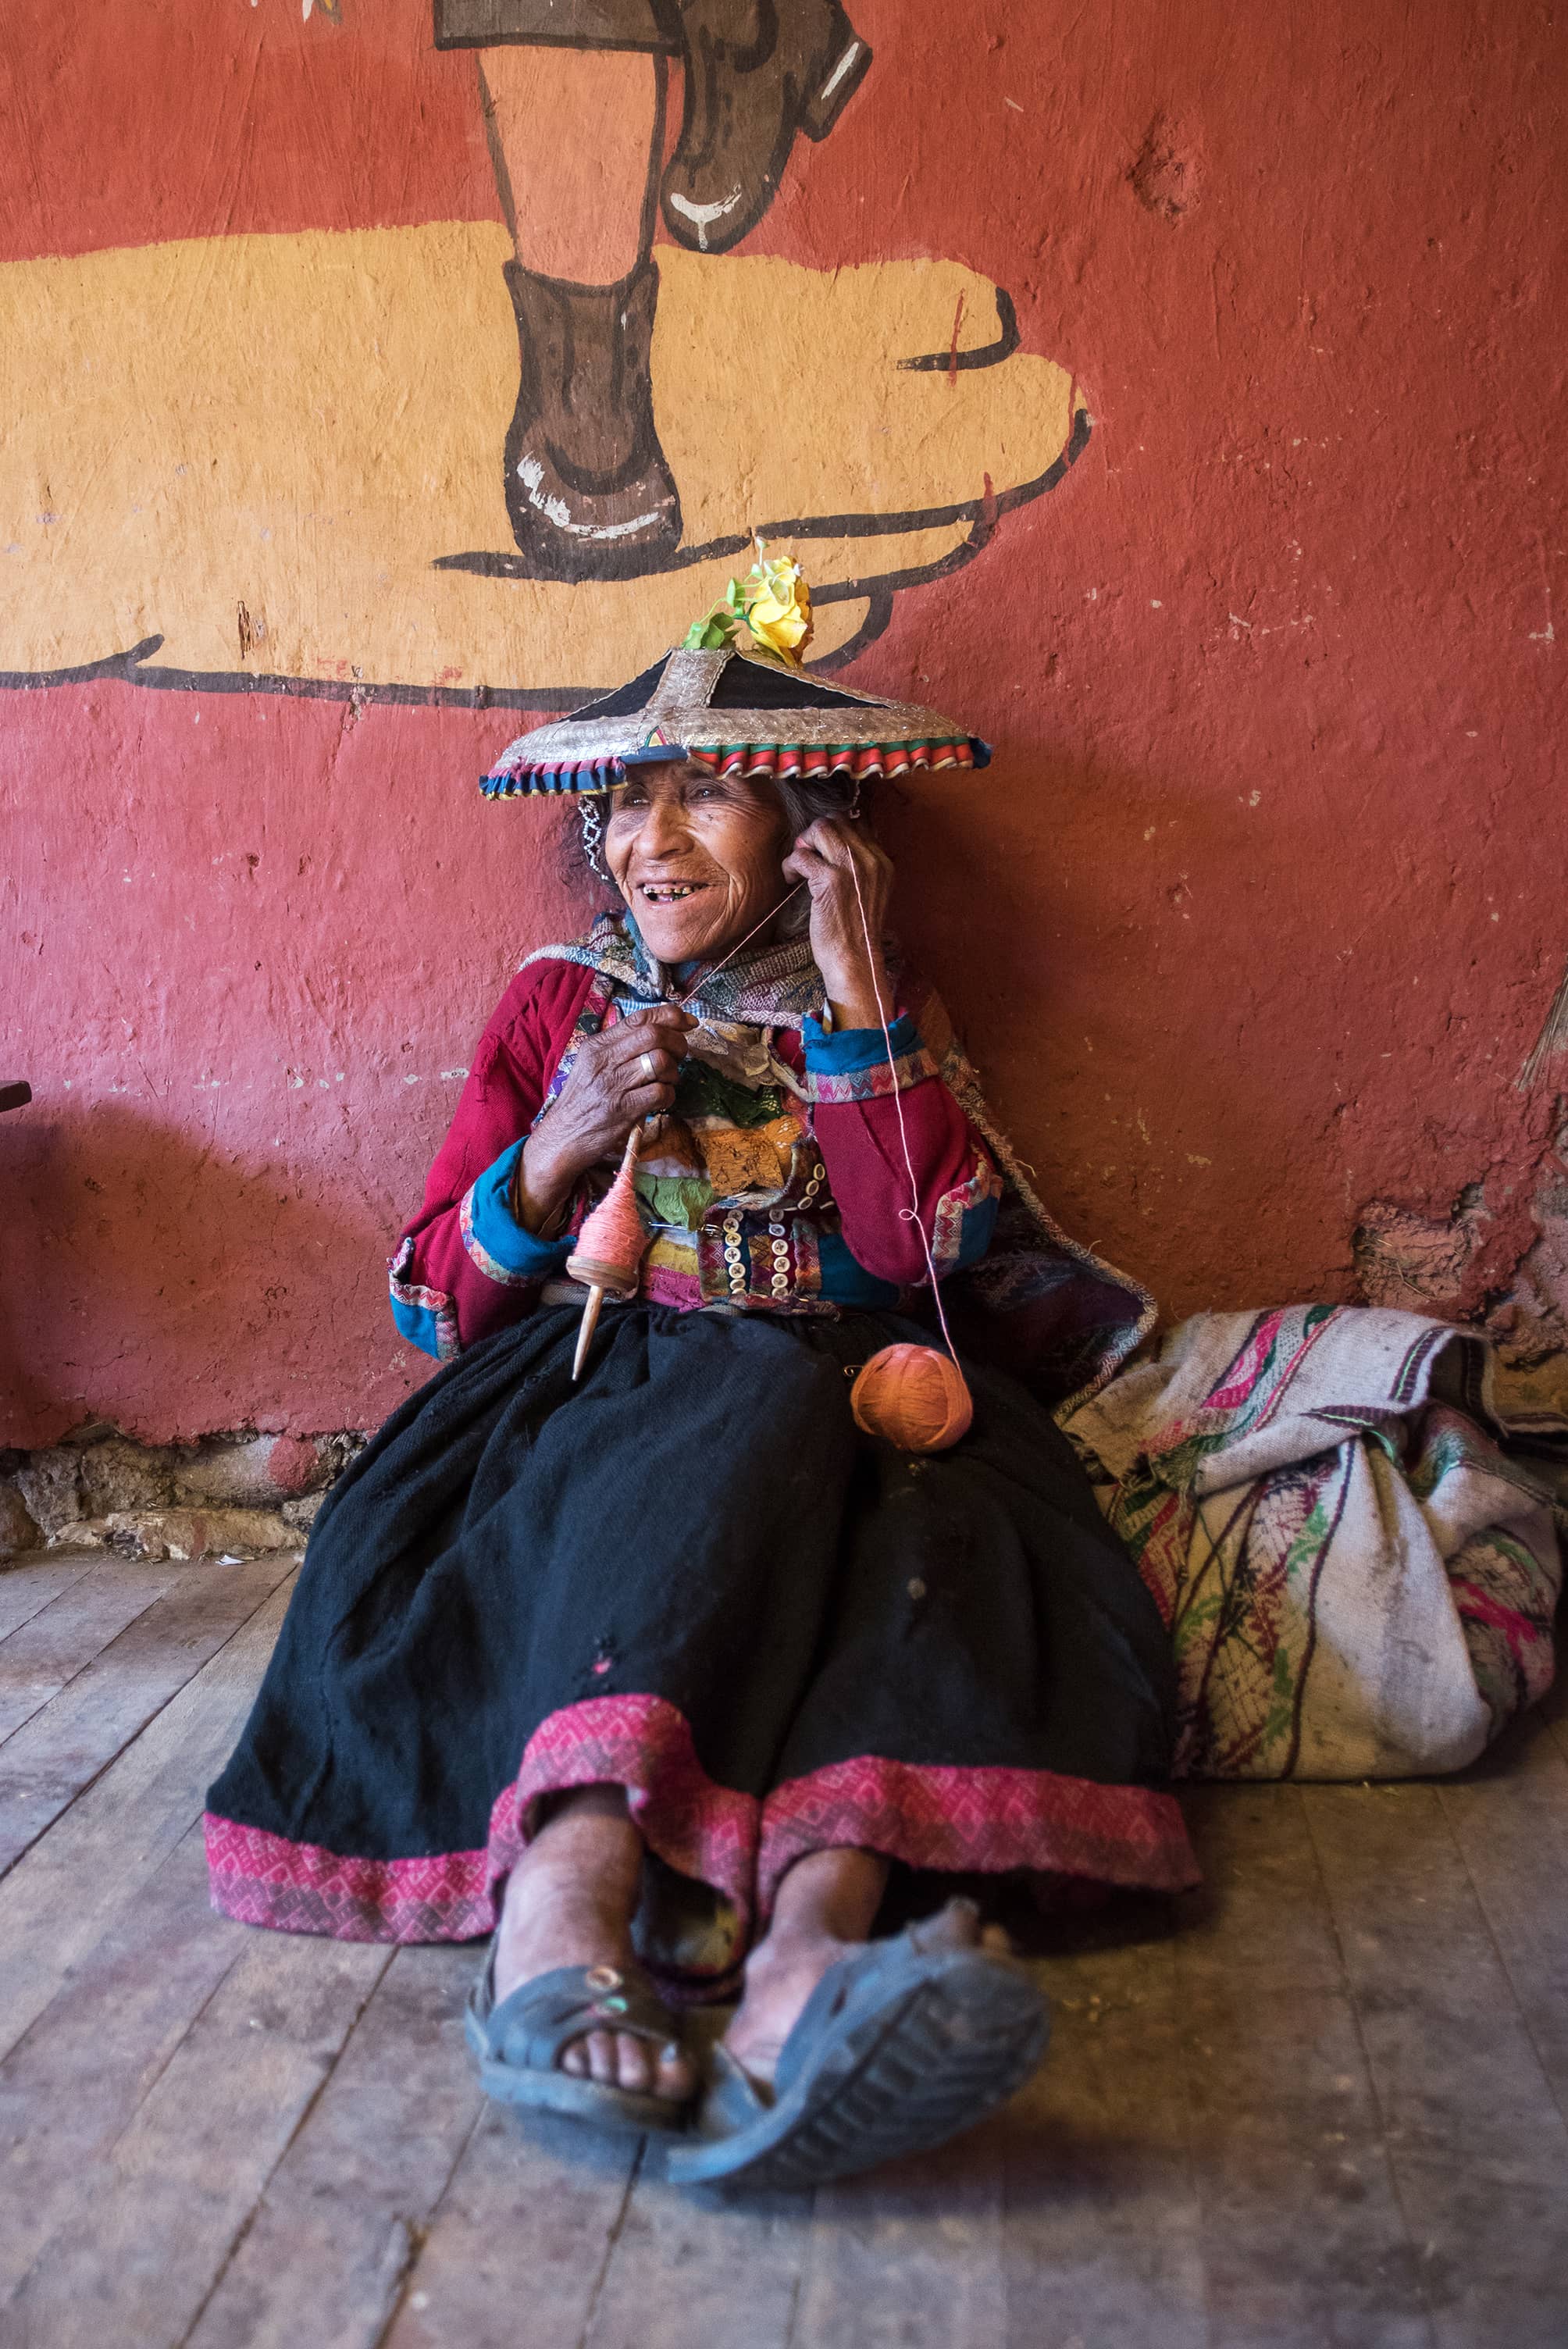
(480, 737), (988, 798)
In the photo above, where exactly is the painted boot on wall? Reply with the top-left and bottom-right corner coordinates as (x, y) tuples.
(660, 0), (871, 255)
(502, 258), (682, 583)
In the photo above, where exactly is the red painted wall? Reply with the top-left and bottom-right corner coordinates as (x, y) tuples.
(3, 0), (1565, 1445)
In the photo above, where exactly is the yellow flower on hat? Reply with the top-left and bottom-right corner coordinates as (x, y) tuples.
(681, 546), (813, 663)
(742, 554), (812, 665)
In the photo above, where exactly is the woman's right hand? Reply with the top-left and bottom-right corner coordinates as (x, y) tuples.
(515, 1005), (694, 1231)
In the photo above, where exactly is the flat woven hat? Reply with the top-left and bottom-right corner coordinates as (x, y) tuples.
(480, 647), (991, 799)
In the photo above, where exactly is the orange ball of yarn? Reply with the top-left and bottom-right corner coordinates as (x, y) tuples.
(850, 1344), (973, 1453)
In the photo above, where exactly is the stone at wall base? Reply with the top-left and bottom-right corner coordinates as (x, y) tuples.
(173, 1435), (326, 1507)
(100, 1507), (301, 1562)
(2, 1427), (364, 1547)
(0, 1485), (43, 1559)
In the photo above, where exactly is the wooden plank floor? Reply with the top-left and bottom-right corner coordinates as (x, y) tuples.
(1, 1549), (1565, 2349)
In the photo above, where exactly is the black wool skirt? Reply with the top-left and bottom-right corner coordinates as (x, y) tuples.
(206, 1304), (1196, 1987)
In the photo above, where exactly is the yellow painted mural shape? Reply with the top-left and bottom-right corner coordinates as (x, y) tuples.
(0, 227), (1086, 700)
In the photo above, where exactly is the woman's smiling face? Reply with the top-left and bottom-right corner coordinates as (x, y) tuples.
(604, 761), (791, 963)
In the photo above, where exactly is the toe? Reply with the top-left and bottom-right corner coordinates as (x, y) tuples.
(560, 2037), (590, 2078)
(911, 1895), (983, 1954)
(615, 2034), (655, 2094)
(656, 2040), (697, 2102)
(584, 2028), (619, 2084)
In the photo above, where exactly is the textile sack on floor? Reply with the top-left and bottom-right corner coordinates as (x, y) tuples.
(1060, 1305), (1563, 1780)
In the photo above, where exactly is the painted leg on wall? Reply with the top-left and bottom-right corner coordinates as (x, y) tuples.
(479, 45), (682, 580)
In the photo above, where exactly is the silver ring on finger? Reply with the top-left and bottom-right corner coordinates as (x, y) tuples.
(640, 1050), (657, 1080)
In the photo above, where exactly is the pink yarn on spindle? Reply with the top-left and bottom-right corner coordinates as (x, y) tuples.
(567, 1126), (648, 1298)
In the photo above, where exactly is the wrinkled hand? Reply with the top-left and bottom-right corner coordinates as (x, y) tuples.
(516, 1005), (693, 1231)
(782, 818), (895, 1032)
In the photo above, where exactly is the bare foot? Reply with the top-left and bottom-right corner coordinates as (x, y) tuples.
(722, 1851), (987, 2087)
(493, 1786), (695, 2103)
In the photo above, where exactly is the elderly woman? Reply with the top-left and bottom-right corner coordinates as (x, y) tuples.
(206, 632), (1196, 2190)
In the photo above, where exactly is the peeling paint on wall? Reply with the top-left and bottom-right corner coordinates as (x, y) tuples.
(1355, 1127), (1568, 1430)
(1128, 115), (1203, 223)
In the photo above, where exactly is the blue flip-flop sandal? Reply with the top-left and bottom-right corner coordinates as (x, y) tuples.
(465, 1948), (692, 2136)
(662, 1922), (1050, 2190)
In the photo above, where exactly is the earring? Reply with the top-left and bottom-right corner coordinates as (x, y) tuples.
(579, 797), (607, 879)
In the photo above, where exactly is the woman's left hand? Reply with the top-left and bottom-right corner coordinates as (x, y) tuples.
(782, 818), (896, 1032)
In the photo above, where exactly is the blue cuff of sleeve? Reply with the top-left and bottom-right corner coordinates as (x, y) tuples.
(390, 1293), (448, 1360)
(801, 1013), (921, 1072)
(950, 1192), (1000, 1269)
(461, 1139), (574, 1285)
(387, 1236), (461, 1360)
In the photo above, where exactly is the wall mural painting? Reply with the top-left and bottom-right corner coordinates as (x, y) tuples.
(0, 2), (1089, 706)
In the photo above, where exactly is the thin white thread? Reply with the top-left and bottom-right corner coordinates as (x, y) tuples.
(674, 883), (808, 1010)
(845, 851), (961, 1367)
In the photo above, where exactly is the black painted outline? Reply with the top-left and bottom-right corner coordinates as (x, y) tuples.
(0, 410), (1089, 708)
(437, 401), (1092, 576)
(896, 287), (1021, 373)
